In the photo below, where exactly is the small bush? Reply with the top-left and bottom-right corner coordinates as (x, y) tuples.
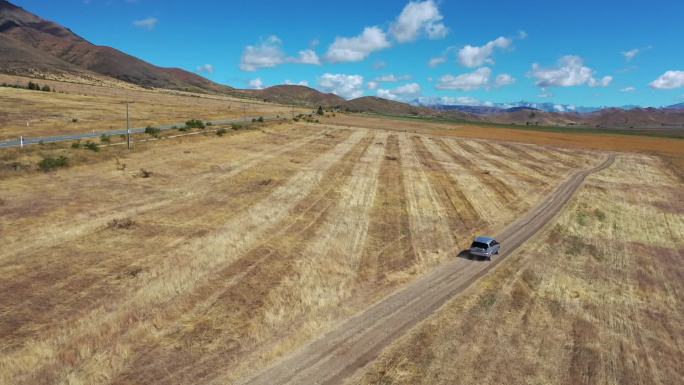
(137, 168), (152, 178)
(206, 122), (212, 126)
(107, 217), (136, 230)
(100, 134), (111, 144)
(185, 119), (205, 129)
(178, 126), (189, 132)
(216, 128), (228, 137)
(231, 123), (242, 130)
(316, 106), (324, 116)
(257, 116), (264, 123)
(71, 140), (81, 149)
(41, 85), (51, 92)
(83, 141), (99, 152)
(144, 126), (161, 137)
(72, 118), (78, 123)
(38, 155), (68, 172)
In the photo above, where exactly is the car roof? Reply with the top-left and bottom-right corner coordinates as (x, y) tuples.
(474, 236), (496, 243)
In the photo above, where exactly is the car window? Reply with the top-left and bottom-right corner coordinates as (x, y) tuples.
(471, 241), (489, 249)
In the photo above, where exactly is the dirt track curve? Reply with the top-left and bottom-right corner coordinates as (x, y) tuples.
(239, 153), (617, 385)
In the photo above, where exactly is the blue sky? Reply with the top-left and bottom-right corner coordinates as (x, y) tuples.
(13, 0), (684, 108)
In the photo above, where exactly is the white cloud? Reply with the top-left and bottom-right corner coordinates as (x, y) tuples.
(240, 36), (321, 71)
(291, 49), (321, 65)
(373, 61), (387, 70)
(435, 67), (492, 91)
(377, 82), (421, 101)
(367, 81), (379, 90)
(133, 17), (158, 30)
(324, 26), (391, 63)
(458, 36), (512, 68)
(240, 36), (285, 71)
(248, 78), (264, 90)
(390, 0), (448, 43)
(622, 48), (640, 61)
(495, 73), (516, 87)
(428, 56), (447, 68)
(649, 70), (684, 89)
(318, 73), (365, 99)
(620, 86), (636, 92)
(518, 30), (528, 39)
(374, 74), (411, 83)
(196, 64), (214, 74)
(284, 79), (309, 86)
(416, 96), (493, 106)
(529, 55), (612, 88)
(588, 75), (613, 88)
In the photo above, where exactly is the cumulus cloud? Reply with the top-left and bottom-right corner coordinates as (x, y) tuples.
(367, 81), (379, 90)
(240, 36), (321, 71)
(588, 75), (613, 88)
(377, 82), (421, 101)
(248, 78), (264, 89)
(291, 49), (321, 65)
(390, 0), (448, 43)
(416, 96), (493, 107)
(458, 36), (512, 68)
(529, 55), (612, 88)
(495, 73), (516, 87)
(620, 86), (636, 92)
(373, 61), (388, 70)
(196, 64), (214, 74)
(374, 74), (412, 83)
(324, 27), (391, 63)
(436, 68), (491, 91)
(428, 56), (447, 68)
(318, 73), (365, 99)
(240, 36), (286, 71)
(284, 79), (309, 86)
(649, 70), (684, 89)
(133, 17), (158, 30)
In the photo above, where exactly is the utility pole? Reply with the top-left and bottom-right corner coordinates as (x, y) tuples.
(125, 101), (134, 150)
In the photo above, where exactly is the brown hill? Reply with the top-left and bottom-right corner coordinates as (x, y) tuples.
(341, 96), (433, 115)
(0, 0), (231, 93)
(253, 85), (345, 107)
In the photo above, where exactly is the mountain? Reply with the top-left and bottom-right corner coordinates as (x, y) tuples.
(253, 85), (345, 107)
(665, 102), (684, 110)
(0, 0), (231, 93)
(342, 96), (436, 116)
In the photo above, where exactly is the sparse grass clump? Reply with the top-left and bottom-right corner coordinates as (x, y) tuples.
(37, 155), (69, 172)
(83, 141), (99, 152)
(216, 128), (228, 137)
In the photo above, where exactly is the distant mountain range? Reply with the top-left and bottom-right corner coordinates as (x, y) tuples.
(1, 0), (683, 130)
(415, 100), (684, 115)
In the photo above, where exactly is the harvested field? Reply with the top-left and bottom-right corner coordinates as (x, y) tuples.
(0, 74), (305, 141)
(0, 120), (600, 384)
(351, 153), (684, 385)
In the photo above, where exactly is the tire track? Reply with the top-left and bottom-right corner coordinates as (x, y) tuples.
(239, 153), (616, 385)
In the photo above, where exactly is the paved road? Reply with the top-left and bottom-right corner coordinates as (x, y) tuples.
(0, 116), (276, 149)
(239, 153), (616, 385)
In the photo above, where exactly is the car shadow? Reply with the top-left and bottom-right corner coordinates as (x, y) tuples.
(456, 249), (486, 261)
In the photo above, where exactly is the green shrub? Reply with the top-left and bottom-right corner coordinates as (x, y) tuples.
(317, 106), (324, 115)
(185, 119), (205, 129)
(41, 85), (51, 92)
(231, 123), (242, 130)
(144, 126), (161, 137)
(257, 116), (264, 123)
(100, 134), (111, 144)
(216, 128), (228, 137)
(83, 141), (99, 152)
(38, 155), (68, 172)
(71, 140), (81, 149)
(206, 122), (213, 126)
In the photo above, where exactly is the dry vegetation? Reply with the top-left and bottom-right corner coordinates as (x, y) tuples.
(0, 74), (306, 140)
(0, 117), (602, 384)
(351, 153), (684, 385)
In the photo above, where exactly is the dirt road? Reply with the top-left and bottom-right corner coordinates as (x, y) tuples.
(238, 153), (616, 385)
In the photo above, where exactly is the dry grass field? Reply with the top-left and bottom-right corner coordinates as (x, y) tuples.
(351, 153), (684, 385)
(0, 117), (603, 384)
(0, 74), (305, 141)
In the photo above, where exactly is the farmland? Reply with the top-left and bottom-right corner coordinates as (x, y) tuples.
(351, 152), (684, 385)
(0, 118), (604, 384)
